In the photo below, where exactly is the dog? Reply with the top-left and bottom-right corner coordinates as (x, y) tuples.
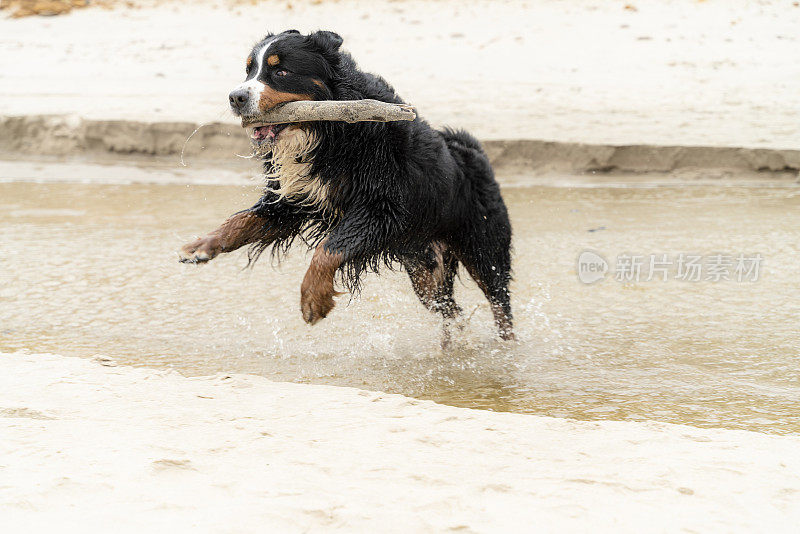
(179, 30), (514, 342)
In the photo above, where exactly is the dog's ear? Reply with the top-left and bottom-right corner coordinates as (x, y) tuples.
(309, 30), (343, 52)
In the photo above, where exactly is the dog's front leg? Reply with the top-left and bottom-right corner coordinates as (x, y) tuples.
(300, 214), (388, 325)
(179, 210), (266, 264)
(300, 239), (344, 324)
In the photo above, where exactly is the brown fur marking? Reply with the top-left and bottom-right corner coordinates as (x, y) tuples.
(311, 78), (325, 88)
(258, 87), (312, 112)
(405, 242), (463, 349)
(267, 54), (280, 66)
(429, 241), (448, 286)
(408, 268), (437, 311)
(407, 242), (448, 310)
(492, 303), (515, 341)
(179, 212), (265, 263)
(461, 261), (515, 341)
(246, 56), (253, 68)
(300, 241), (343, 324)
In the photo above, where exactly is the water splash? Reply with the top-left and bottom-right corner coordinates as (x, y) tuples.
(179, 122), (211, 167)
(180, 108), (238, 167)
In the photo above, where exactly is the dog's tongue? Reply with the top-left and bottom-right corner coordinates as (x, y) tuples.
(252, 125), (275, 141)
(252, 124), (288, 141)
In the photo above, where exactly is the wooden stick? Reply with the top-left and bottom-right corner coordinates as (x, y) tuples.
(242, 99), (416, 126)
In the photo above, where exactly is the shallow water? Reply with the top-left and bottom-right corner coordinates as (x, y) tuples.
(2, 180), (799, 434)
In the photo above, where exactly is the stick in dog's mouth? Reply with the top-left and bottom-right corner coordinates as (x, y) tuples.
(241, 100), (416, 144)
(241, 100), (416, 130)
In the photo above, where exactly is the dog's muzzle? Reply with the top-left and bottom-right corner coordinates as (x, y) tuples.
(229, 88), (250, 115)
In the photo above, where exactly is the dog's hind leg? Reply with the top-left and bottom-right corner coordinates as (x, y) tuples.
(458, 245), (515, 342)
(403, 243), (462, 347)
(440, 127), (514, 340)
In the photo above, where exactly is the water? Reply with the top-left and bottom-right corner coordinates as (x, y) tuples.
(2, 180), (799, 434)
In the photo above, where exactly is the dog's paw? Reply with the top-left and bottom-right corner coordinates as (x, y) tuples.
(300, 284), (338, 325)
(178, 235), (221, 264)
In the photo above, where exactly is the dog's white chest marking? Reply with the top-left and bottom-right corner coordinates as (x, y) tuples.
(264, 129), (330, 211)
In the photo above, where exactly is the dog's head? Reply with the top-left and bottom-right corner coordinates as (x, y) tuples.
(229, 30), (342, 148)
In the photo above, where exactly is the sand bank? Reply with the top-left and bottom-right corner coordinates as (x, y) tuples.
(2, 115), (799, 176)
(1, 351), (799, 532)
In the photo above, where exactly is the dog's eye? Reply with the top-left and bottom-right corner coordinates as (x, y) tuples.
(275, 69), (288, 77)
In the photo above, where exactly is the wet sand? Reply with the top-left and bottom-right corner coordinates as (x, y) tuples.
(2, 174), (799, 434)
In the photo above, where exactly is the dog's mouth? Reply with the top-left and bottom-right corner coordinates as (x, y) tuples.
(245, 122), (291, 143)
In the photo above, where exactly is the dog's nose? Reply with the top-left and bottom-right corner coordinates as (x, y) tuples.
(228, 88), (250, 112)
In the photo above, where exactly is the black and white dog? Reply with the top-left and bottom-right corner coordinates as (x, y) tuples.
(180, 30), (514, 342)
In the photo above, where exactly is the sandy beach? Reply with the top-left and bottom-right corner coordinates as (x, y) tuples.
(2, 351), (800, 532)
(0, 0), (798, 149)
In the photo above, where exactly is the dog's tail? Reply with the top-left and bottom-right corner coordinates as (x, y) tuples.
(439, 127), (494, 187)
(439, 127), (486, 156)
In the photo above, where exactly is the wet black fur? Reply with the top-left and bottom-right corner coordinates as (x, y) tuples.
(242, 30), (514, 336)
